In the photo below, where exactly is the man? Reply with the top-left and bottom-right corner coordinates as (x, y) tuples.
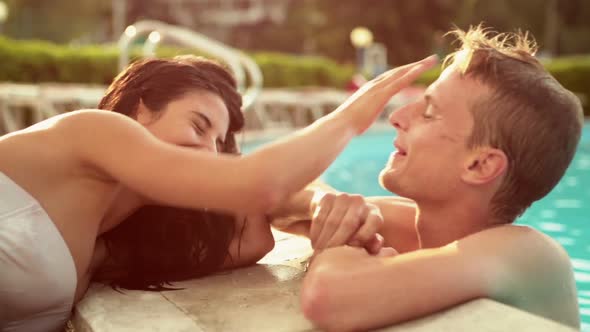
(293, 26), (583, 331)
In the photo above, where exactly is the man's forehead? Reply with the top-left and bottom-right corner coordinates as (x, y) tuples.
(423, 68), (488, 136)
(425, 67), (455, 95)
(439, 65), (459, 80)
(430, 66), (488, 101)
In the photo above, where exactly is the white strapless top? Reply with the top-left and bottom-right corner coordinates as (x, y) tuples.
(0, 171), (77, 332)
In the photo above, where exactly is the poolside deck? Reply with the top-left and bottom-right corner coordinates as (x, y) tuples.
(72, 230), (576, 332)
(0, 83), (418, 134)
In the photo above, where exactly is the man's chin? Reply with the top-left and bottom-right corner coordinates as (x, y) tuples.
(379, 169), (400, 194)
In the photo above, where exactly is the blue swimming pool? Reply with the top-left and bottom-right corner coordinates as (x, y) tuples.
(243, 121), (590, 330)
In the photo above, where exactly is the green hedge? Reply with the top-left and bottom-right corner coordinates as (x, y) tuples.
(0, 36), (354, 88)
(416, 58), (590, 116)
(0, 36), (587, 115)
(251, 52), (354, 88)
(545, 56), (590, 116)
(0, 37), (119, 84)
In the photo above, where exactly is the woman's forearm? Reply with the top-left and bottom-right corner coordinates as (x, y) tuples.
(243, 114), (354, 210)
(269, 180), (340, 235)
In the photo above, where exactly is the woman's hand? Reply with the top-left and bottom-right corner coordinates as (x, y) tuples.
(309, 192), (388, 254)
(332, 55), (438, 135)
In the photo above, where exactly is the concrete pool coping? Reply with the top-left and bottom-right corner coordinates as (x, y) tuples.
(239, 119), (590, 145)
(239, 122), (395, 143)
(72, 231), (577, 332)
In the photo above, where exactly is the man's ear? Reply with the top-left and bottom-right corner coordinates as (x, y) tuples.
(461, 147), (507, 185)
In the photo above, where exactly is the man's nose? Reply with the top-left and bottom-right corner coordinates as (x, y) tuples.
(388, 107), (408, 131)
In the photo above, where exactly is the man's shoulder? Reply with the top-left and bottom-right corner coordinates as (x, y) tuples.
(458, 224), (575, 298)
(475, 224), (566, 251)
(459, 224), (570, 266)
(458, 226), (579, 328)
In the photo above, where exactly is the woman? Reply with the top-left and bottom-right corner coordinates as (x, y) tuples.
(92, 56), (276, 292)
(0, 54), (436, 332)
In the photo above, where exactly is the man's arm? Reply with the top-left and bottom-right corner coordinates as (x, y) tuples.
(269, 181), (387, 253)
(269, 183), (419, 253)
(365, 196), (419, 253)
(301, 225), (578, 331)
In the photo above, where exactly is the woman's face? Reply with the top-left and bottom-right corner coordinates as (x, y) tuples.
(137, 90), (230, 154)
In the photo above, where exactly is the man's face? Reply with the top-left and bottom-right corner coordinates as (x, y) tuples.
(379, 65), (490, 202)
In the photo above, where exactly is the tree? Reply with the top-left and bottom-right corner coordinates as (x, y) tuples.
(452, 0), (590, 56)
(3, 0), (110, 43)
(231, 0), (459, 66)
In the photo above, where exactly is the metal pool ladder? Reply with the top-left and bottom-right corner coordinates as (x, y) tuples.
(117, 20), (263, 112)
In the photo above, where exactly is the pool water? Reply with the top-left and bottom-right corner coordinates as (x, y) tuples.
(243, 122), (590, 330)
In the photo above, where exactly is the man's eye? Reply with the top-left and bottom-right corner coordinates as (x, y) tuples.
(422, 104), (436, 120)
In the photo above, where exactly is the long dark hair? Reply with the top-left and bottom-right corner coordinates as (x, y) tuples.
(94, 56), (245, 290)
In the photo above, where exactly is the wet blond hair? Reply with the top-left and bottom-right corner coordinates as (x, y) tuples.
(444, 25), (583, 222)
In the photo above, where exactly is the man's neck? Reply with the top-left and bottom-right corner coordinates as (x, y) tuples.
(414, 197), (493, 249)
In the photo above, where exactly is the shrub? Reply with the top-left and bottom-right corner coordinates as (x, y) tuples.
(0, 37), (354, 88)
(415, 59), (590, 116)
(0, 36), (587, 115)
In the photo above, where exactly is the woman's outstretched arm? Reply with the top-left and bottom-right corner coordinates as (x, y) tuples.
(65, 56), (437, 215)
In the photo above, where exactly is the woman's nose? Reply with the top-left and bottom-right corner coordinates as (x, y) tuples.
(197, 135), (218, 154)
(206, 138), (218, 154)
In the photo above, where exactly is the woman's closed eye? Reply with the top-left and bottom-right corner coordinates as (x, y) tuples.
(191, 120), (206, 135)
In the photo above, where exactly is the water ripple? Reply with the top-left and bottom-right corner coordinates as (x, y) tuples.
(554, 199), (583, 209)
(555, 237), (576, 246)
(573, 259), (590, 271)
(577, 157), (590, 170)
(538, 221), (565, 232)
(575, 272), (590, 283)
(565, 176), (579, 187)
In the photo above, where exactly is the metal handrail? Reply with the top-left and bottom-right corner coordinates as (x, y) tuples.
(118, 20), (263, 110)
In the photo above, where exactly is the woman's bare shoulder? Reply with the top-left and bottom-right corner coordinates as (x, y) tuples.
(0, 110), (134, 155)
(44, 109), (153, 150)
(1, 109), (139, 140)
(52, 109), (139, 131)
